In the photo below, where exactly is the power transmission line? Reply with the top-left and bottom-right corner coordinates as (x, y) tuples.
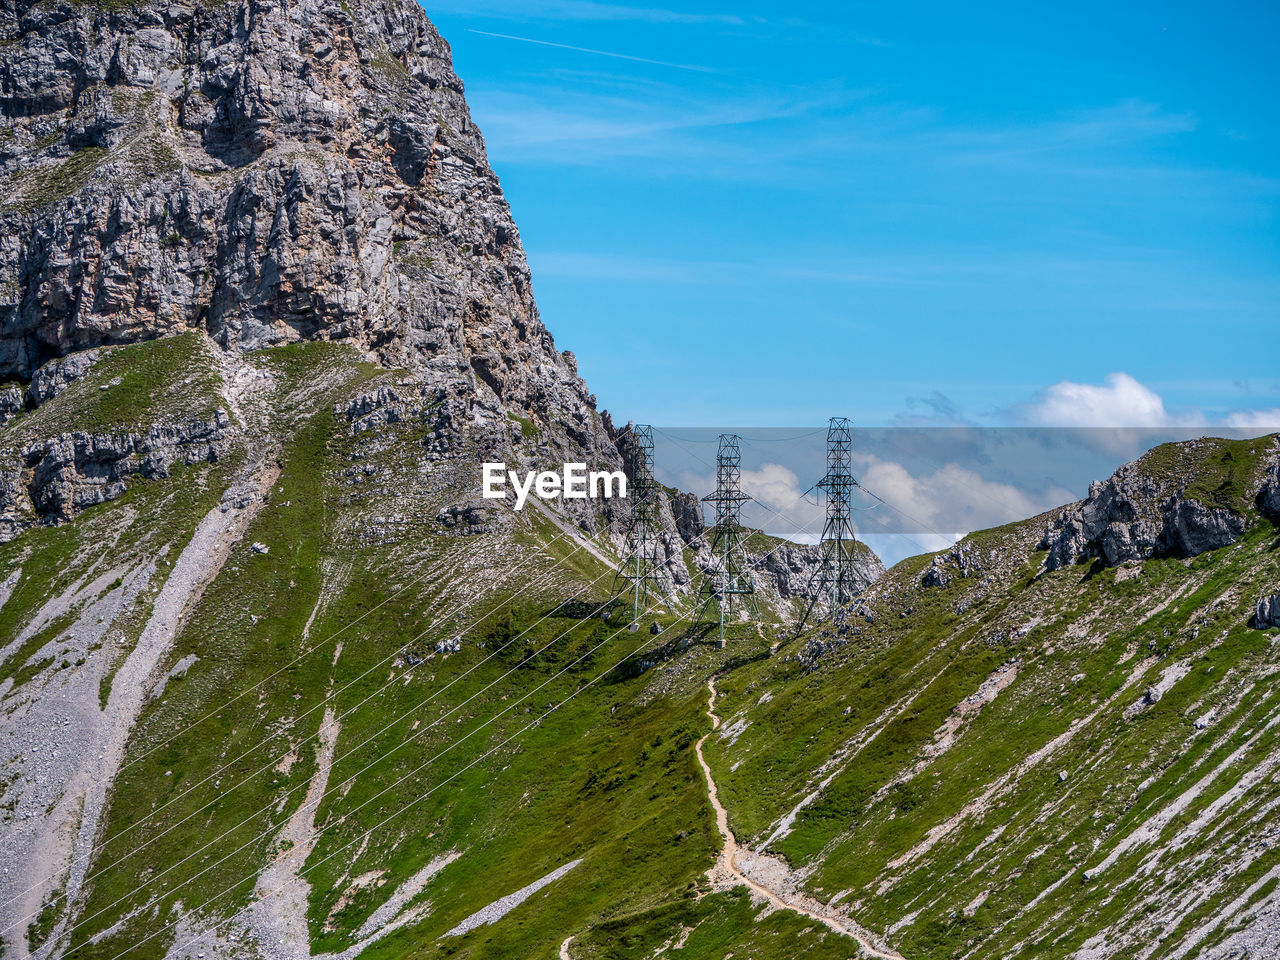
(699, 434), (758, 646)
(815, 416), (862, 611)
(621, 424), (665, 627)
(84, 503), (829, 960)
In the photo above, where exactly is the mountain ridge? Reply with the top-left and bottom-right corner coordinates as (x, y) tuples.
(0, 1), (1278, 959)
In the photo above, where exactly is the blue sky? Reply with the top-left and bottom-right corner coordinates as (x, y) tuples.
(422, 0), (1279, 429)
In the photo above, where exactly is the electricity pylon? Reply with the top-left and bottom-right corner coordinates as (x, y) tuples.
(814, 416), (861, 611)
(700, 434), (758, 645)
(623, 424), (663, 628)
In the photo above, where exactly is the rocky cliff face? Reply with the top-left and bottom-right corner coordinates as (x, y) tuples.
(0, 0), (644, 550)
(1039, 436), (1279, 571)
(0, 9), (896, 959)
(0, 0), (596, 443)
(0, 0), (872, 615)
(751, 539), (882, 604)
(1256, 593), (1280, 630)
(1260, 457), (1280, 520)
(0, 413), (228, 538)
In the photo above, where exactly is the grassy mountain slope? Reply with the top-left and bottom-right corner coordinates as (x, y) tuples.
(3, 339), (1278, 960)
(697, 435), (1280, 959)
(0, 337), (829, 960)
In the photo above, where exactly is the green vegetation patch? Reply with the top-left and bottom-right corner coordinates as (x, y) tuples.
(507, 412), (538, 441)
(3, 331), (224, 439)
(1140, 434), (1277, 513)
(5, 146), (108, 213)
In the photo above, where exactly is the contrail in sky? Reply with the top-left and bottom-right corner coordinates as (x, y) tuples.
(467, 29), (714, 72)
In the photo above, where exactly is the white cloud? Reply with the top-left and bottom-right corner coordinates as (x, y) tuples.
(679, 462), (825, 540)
(1015, 371), (1280, 435)
(470, 89), (814, 165)
(852, 455), (1075, 538)
(1224, 407), (1280, 429)
(682, 456), (1074, 569)
(739, 462), (807, 510)
(1022, 372), (1173, 427)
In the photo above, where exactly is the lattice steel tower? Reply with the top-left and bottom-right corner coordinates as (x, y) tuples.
(624, 424), (663, 628)
(815, 417), (861, 610)
(701, 434), (758, 643)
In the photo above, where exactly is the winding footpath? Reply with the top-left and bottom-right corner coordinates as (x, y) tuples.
(695, 677), (905, 960)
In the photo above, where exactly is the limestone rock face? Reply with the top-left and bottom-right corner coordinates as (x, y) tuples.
(1255, 594), (1280, 630)
(0, 0), (885, 602)
(670, 489), (705, 543)
(0, 0), (634, 544)
(0, 413), (229, 540)
(0, 0), (594, 440)
(753, 540), (883, 601)
(1039, 441), (1280, 571)
(25, 348), (100, 403)
(1260, 459), (1280, 520)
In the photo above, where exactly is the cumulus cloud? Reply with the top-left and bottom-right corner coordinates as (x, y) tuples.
(1017, 372), (1280, 431)
(1224, 407), (1280, 429)
(1021, 372), (1173, 427)
(739, 463), (808, 510)
(852, 455), (1075, 537)
(678, 462), (825, 540)
(739, 455), (1075, 568)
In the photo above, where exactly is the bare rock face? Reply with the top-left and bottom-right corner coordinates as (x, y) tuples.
(754, 541), (882, 601)
(752, 540), (823, 599)
(670, 489), (705, 543)
(1255, 594), (1280, 630)
(0, 0), (638, 544)
(0, 413), (229, 539)
(25, 348), (101, 405)
(1260, 459), (1280, 521)
(0, 0), (595, 442)
(1039, 443), (1270, 571)
(0, 384), (21, 423)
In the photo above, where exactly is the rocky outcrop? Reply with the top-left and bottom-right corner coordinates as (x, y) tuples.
(670, 490), (705, 543)
(0, 348), (100, 424)
(0, 383), (21, 424)
(793, 600), (878, 670)
(435, 502), (491, 536)
(921, 562), (951, 588)
(25, 349), (101, 406)
(1260, 459), (1280, 521)
(1041, 459), (1251, 571)
(1254, 594), (1280, 630)
(337, 385), (409, 435)
(754, 541), (883, 601)
(0, 412), (229, 540)
(754, 541), (823, 598)
(920, 543), (982, 588)
(0, 0), (603, 458)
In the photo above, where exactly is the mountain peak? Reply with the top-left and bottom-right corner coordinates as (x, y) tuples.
(0, 0), (587, 429)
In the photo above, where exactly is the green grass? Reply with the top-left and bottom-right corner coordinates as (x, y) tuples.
(507, 412), (537, 441)
(698, 493), (1280, 959)
(573, 888), (863, 960)
(5, 146), (108, 213)
(53, 339), (714, 960)
(27, 877), (67, 952)
(5, 357), (1276, 960)
(1, 331), (224, 439)
(1138, 434), (1276, 513)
